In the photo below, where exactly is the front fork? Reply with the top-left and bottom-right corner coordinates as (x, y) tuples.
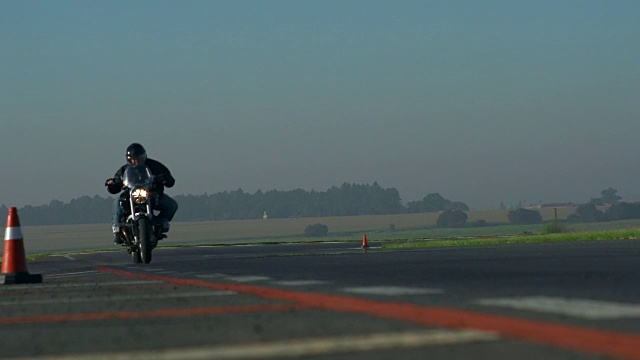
(120, 198), (156, 248)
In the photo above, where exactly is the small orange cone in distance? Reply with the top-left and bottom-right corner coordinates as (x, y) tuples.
(1, 207), (42, 284)
(362, 233), (369, 250)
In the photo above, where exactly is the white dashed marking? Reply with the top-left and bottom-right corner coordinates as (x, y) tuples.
(343, 286), (444, 296)
(196, 273), (228, 279)
(0, 280), (164, 291)
(476, 296), (640, 319)
(225, 275), (271, 282)
(44, 271), (100, 278)
(271, 280), (330, 286)
(0, 290), (235, 306)
(29, 329), (498, 359)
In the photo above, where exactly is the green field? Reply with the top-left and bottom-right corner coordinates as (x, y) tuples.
(169, 209), (640, 246)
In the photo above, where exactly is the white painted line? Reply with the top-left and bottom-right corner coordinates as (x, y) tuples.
(0, 280), (164, 290)
(476, 296), (640, 319)
(20, 329), (498, 360)
(270, 280), (330, 287)
(45, 271), (100, 279)
(224, 276), (271, 282)
(196, 273), (229, 279)
(343, 286), (444, 296)
(94, 280), (164, 286)
(0, 290), (235, 306)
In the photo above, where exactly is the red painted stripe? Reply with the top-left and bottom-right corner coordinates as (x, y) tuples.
(95, 266), (640, 360)
(0, 304), (305, 325)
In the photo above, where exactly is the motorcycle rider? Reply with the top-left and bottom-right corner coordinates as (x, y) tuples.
(104, 143), (178, 245)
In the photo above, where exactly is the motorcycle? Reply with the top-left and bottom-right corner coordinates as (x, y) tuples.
(117, 164), (164, 264)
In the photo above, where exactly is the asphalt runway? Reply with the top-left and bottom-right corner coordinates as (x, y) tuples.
(0, 240), (639, 359)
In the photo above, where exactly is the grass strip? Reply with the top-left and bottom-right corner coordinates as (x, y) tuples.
(12, 226), (640, 262)
(382, 228), (640, 249)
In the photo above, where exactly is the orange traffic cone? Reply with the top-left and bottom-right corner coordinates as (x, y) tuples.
(361, 233), (369, 251)
(0, 207), (42, 284)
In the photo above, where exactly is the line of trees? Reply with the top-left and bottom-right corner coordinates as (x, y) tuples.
(566, 187), (640, 222)
(1, 182), (469, 226)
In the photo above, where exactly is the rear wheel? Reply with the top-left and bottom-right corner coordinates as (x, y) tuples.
(138, 218), (153, 264)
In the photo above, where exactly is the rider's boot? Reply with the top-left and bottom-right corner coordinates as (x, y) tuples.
(112, 225), (125, 245)
(153, 218), (170, 240)
(161, 219), (170, 233)
(113, 232), (125, 245)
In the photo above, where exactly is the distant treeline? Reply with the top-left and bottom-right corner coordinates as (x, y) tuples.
(1, 182), (469, 226)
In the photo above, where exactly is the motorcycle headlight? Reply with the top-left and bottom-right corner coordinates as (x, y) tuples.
(131, 188), (149, 204)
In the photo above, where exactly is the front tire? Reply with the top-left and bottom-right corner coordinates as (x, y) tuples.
(138, 218), (153, 264)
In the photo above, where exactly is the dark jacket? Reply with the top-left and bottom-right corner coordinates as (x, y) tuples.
(107, 158), (175, 196)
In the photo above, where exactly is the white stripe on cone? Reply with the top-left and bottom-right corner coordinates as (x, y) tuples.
(4, 227), (23, 241)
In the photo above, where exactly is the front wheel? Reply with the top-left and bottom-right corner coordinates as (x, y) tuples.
(137, 218), (153, 264)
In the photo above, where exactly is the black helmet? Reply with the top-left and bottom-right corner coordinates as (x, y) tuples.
(126, 143), (147, 165)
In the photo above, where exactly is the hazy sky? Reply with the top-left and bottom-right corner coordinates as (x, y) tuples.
(2, 1), (639, 210)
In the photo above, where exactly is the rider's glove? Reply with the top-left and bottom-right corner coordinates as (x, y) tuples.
(105, 177), (124, 195)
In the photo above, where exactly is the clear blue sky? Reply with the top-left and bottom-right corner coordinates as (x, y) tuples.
(1, 1), (639, 210)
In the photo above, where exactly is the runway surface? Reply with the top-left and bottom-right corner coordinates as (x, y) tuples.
(1, 239), (639, 359)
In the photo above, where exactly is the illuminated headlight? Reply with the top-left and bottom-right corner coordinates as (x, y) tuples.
(131, 188), (149, 204)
